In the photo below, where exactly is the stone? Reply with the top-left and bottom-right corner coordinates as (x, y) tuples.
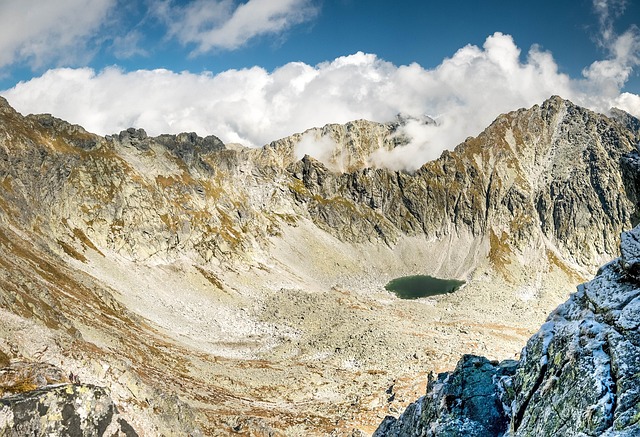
(374, 356), (517, 437)
(621, 226), (640, 279)
(0, 384), (137, 436)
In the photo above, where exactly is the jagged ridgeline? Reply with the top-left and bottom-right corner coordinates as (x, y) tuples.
(0, 95), (638, 435)
(0, 95), (637, 271)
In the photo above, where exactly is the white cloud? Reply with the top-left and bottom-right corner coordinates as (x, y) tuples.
(614, 92), (640, 116)
(157, 0), (318, 53)
(583, 0), (640, 99)
(295, 131), (337, 165)
(111, 30), (149, 59)
(2, 33), (639, 171)
(0, 0), (116, 70)
(593, 0), (628, 47)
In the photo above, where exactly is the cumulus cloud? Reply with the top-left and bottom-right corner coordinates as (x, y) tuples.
(0, 0), (116, 70)
(156, 0), (318, 53)
(614, 92), (640, 116)
(2, 32), (639, 171)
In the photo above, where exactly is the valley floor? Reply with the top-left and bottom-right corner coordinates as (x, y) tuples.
(0, 218), (585, 436)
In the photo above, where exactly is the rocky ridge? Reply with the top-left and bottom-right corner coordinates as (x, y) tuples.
(0, 95), (638, 435)
(374, 222), (640, 436)
(0, 95), (637, 272)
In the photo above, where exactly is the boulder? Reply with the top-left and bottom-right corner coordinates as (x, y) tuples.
(0, 384), (137, 436)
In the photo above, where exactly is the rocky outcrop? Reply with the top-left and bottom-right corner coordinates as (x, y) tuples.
(508, 227), (640, 436)
(0, 384), (137, 436)
(374, 223), (640, 436)
(621, 226), (640, 280)
(374, 356), (517, 437)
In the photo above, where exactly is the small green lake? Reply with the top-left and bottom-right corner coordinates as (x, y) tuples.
(385, 275), (465, 299)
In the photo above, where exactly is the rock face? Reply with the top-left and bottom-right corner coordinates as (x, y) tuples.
(0, 384), (137, 436)
(374, 356), (517, 437)
(621, 222), (640, 280)
(510, 227), (640, 436)
(290, 97), (639, 269)
(374, 223), (640, 436)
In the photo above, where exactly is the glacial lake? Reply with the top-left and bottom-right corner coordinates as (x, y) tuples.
(385, 275), (465, 299)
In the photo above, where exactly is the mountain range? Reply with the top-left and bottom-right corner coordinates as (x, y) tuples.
(0, 95), (638, 435)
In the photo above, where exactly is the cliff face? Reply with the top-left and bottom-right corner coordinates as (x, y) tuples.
(373, 355), (517, 436)
(374, 224), (640, 437)
(0, 95), (638, 435)
(291, 97), (639, 270)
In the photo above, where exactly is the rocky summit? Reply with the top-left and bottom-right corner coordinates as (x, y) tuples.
(0, 95), (638, 435)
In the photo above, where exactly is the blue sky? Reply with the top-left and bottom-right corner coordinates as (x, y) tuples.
(0, 0), (639, 168)
(1, 0), (639, 89)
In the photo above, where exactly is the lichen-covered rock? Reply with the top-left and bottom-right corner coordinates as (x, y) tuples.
(509, 225), (640, 436)
(374, 356), (517, 437)
(0, 384), (137, 436)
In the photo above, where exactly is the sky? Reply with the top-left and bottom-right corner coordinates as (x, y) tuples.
(0, 0), (639, 169)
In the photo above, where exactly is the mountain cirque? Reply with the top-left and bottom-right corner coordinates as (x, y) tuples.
(0, 95), (638, 435)
(374, 224), (640, 436)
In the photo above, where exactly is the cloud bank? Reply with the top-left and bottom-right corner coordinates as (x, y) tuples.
(2, 32), (640, 170)
(0, 0), (318, 72)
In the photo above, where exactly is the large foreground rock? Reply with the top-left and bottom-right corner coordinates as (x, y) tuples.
(0, 384), (137, 436)
(374, 356), (516, 437)
(375, 224), (640, 436)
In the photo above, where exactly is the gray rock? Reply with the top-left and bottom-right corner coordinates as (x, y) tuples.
(621, 226), (640, 279)
(0, 384), (138, 436)
(609, 107), (640, 138)
(374, 356), (517, 437)
(509, 240), (640, 436)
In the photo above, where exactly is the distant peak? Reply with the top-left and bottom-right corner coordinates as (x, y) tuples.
(609, 107), (640, 136)
(392, 113), (437, 127)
